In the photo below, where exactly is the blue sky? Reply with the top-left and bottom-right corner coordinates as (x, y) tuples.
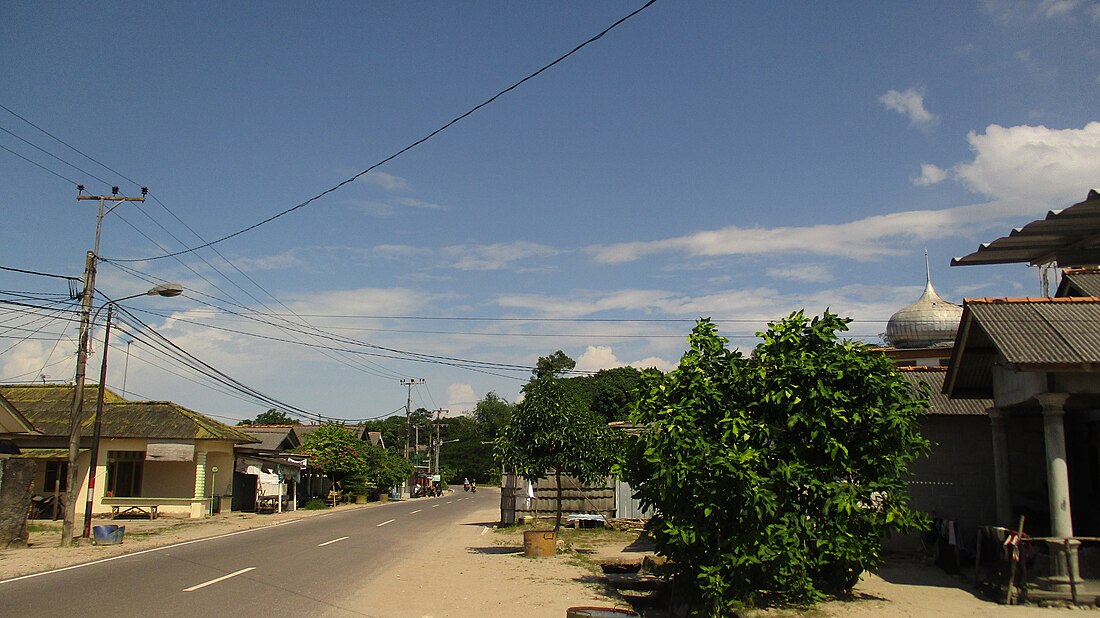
(2, 1), (1099, 423)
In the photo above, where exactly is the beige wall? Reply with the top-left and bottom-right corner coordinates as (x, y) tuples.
(77, 439), (240, 517)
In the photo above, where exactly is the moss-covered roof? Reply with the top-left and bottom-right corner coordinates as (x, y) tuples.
(0, 384), (258, 443)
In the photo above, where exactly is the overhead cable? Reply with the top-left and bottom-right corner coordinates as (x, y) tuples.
(113, 0), (659, 262)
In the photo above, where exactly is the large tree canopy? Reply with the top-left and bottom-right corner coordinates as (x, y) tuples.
(237, 408), (295, 426)
(497, 353), (621, 532)
(620, 313), (930, 610)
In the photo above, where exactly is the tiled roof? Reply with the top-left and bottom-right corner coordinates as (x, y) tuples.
(0, 384), (258, 443)
(944, 297), (1100, 398)
(895, 366), (990, 415)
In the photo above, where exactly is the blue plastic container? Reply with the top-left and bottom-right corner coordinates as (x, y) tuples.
(92, 524), (125, 545)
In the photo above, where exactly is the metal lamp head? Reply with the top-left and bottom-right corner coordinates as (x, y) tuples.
(146, 283), (183, 298)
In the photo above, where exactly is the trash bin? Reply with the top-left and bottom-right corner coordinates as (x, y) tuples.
(211, 495), (221, 514)
(92, 525), (125, 545)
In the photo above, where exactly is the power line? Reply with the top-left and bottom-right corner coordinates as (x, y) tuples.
(113, 0), (660, 262)
(0, 143), (80, 185)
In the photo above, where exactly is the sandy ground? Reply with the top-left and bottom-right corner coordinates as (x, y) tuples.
(0, 492), (1081, 616)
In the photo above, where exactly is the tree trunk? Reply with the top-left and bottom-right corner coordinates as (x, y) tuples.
(553, 469), (563, 533)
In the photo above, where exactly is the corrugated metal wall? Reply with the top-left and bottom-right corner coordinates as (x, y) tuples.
(613, 478), (653, 519)
(499, 473), (614, 524)
(499, 474), (654, 524)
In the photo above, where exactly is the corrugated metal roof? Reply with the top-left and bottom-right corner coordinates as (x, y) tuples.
(952, 190), (1100, 267)
(944, 297), (1100, 399)
(1057, 269), (1100, 297)
(968, 298), (1100, 365)
(897, 368), (991, 415)
(239, 426), (300, 450)
(0, 384), (258, 443)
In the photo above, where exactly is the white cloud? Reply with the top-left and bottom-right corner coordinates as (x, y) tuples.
(983, 0), (1098, 22)
(575, 345), (675, 374)
(1038, 0), (1081, 18)
(575, 346), (621, 372)
(287, 287), (445, 316)
(879, 88), (938, 129)
(442, 241), (562, 271)
(231, 250), (301, 272)
(766, 263), (834, 283)
(447, 383), (477, 414)
(361, 171), (408, 191)
(954, 122), (1100, 205)
(588, 122), (1100, 266)
(912, 163), (948, 186)
(396, 197), (445, 210)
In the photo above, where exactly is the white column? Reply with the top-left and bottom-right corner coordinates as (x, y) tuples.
(989, 408), (1013, 527)
(1037, 392), (1080, 589)
(1038, 393), (1073, 538)
(192, 451), (207, 518)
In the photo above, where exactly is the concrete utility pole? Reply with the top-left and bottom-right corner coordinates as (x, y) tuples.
(62, 186), (145, 547)
(400, 378), (424, 459)
(431, 409), (447, 475)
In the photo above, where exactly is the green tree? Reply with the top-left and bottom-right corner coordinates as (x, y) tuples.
(533, 349), (575, 379)
(295, 424), (371, 490)
(620, 313), (930, 611)
(497, 353), (621, 533)
(565, 366), (644, 422)
(473, 391), (513, 439)
(237, 408), (295, 426)
(362, 444), (414, 492)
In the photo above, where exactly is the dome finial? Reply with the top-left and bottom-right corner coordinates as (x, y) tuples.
(884, 251), (962, 349)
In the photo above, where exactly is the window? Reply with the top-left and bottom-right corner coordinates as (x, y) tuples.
(43, 460), (68, 492)
(106, 451), (144, 497)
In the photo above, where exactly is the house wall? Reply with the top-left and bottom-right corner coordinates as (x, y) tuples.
(900, 415), (997, 553)
(76, 438), (240, 518)
(144, 461), (195, 497)
(991, 365), (1046, 408)
(203, 447), (235, 514)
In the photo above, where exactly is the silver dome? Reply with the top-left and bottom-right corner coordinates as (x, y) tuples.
(885, 278), (962, 349)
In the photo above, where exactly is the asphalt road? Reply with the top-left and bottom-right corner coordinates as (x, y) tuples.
(0, 488), (497, 617)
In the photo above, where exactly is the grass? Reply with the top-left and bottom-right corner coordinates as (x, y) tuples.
(26, 523), (61, 534)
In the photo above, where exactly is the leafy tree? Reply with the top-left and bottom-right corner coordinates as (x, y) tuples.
(360, 415), (406, 452)
(564, 366), (644, 422)
(473, 391), (513, 439)
(295, 424), (371, 490)
(237, 408), (295, 426)
(497, 354), (622, 533)
(534, 350), (576, 379)
(362, 444), (413, 492)
(620, 313), (930, 611)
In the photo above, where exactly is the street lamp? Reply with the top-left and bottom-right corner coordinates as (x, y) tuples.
(77, 283), (183, 540)
(62, 188), (148, 546)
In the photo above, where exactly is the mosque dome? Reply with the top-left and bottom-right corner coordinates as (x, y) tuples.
(884, 270), (963, 349)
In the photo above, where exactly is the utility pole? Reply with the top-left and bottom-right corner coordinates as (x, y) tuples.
(400, 378), (424, 459)
(62, 186), (145, 547)
(431, 409), (447, 476)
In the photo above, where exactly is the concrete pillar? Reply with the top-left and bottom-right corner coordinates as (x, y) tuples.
(1038, 393), (1073, 538)
(988, 408), (1013, 527)
(192, 451), (207, 518)
(1037, 392), (1079, 589)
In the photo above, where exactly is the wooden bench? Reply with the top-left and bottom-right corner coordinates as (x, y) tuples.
(110, 503), (159, 519)
(101, 497), (204, 519)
